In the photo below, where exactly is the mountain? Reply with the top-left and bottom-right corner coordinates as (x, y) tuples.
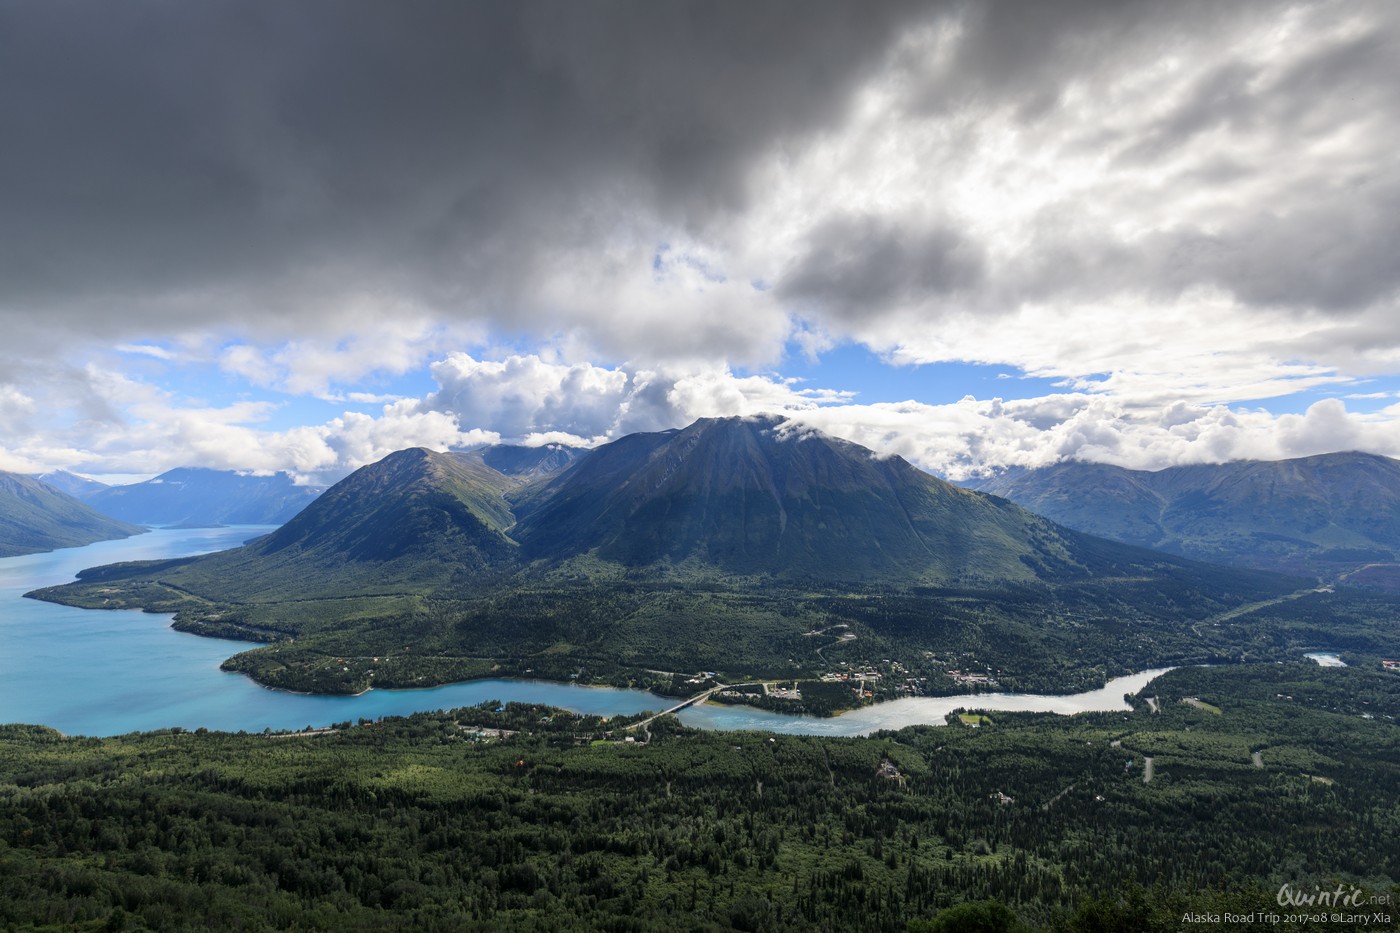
(62, 449), (525, 604)
(86, 468), (325, 527)
(478, 443), (585, 478)
(31, 417), (1306, 696)
(966, 452), (1400, 580)
(198, 448), (520, 599)
(0, 472), (144, 557)
(36, 469), (108, 498)
(513, 416), (1123, 583)
(71, 417), (1173, 588)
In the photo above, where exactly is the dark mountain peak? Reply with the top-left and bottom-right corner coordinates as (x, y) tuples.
(387, 446), (436, 461)
(252, 444), (517, 570)
(156, 466), (227, 480)
(689, 412), (784, 429)
(1293, 449), (1390, 465)
(672, 413), (849, 451)
(971, 459), (1138, 486)
(299, 446), (503, 507)
(147, 466), (288, 484)
(682, 413), (907, 460)
(513, 416), (1096, 582)
(367, 446), (444, 478)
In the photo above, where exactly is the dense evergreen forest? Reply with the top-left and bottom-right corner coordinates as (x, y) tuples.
(2, 663), (1398, 931)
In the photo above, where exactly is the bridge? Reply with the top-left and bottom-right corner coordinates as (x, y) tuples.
(626, 683), (759, 732)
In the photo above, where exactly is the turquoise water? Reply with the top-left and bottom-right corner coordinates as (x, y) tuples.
(1, 529), (1170, 737)
(0, 528), (667, 736)
(677, 668), (1171, 735)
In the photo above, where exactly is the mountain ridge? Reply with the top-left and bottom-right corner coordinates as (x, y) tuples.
(513, 416), (1104, 583)
(87, 467), (325, 528)
(966, 451), (1400, 580)
(0, 472), (144, 557)
(36, 469), (109, 498)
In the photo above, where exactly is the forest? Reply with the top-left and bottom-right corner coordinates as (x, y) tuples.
(2, 662), (1398, 931)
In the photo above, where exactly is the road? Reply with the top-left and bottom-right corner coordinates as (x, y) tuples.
(1194, 585), (1335, 637)
(1143, 756), (1155, 784)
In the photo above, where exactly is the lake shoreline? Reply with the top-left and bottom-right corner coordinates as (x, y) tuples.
(227, 660), (1170, 715)
(0, 528), (1184, 738)
(676, 667), (1180, 736)
(6, 666), (1181, 741)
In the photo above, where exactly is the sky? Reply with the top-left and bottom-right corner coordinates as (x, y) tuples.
(2, 0), (1400, 485)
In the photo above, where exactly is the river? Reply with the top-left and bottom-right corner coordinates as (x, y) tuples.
(1, 528), (1169, 737)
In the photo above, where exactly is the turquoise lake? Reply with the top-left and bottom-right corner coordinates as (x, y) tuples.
(1, 528), (1168, 737)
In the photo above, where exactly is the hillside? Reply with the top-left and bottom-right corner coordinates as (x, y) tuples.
(0, 472), (143, 557)
(66, 449), (522, 604)
(87, 467), (324, 527)
(29, 417), (1308, 696)
(967, 452), (1400, 580)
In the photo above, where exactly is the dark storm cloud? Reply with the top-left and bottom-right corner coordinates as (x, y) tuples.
(1112, 61), (1264, 166)
(1196, 180), (1400, 312)
(0, 0), (937, 347)
(777, 213), (984, 320)
(2, 0), (1398, 366)
(985, 169), (1400, 318)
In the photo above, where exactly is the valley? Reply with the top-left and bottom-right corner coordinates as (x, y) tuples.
(7, 4), (1399, 928)
(4, 426), (1399, 931)
(0, 527), (1200, 737)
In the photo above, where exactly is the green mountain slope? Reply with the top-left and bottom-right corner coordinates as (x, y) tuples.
(71, 448), (522, 603)
(968, 452), (1400, 579)
(0, 472), (144, 557)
